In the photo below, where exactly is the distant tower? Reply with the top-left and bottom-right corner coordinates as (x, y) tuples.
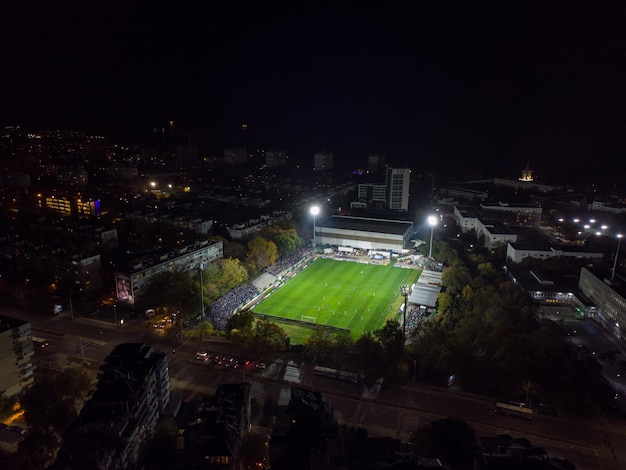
(368, 154), (386, 173)
(266, 149), (287, 168)
(519, 162), (534, 182)
(313, 151), (333, 172)
(386, 166), (411, 211)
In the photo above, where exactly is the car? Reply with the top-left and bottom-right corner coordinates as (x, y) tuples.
(8, 425), (26, 435)
(567, 329), (577, 336)
(196, 352), (209, 361)
(255, 362), (267, 369)
(152, 321), (167, 329)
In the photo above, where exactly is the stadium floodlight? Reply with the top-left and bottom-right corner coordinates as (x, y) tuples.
(400, 284), (412, 338)
(612, 234), (623, 282)
(311, 205), (320, 249)
(427, 215), (438, 258)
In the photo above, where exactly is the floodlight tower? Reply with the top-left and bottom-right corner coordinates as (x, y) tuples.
(199, 261), (206, 319)
(427, 215), (438, 258)
(310, 205), (320, 248)
(612, 234), (623, 282)
(400, 284), (412, 338)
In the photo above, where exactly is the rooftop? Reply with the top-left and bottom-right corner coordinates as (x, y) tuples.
(319, 215), (413, 235)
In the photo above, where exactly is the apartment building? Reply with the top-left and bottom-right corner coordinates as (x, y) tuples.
(0, 315), (35, 398)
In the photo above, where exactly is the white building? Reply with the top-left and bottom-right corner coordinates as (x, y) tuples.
(357, 183), (387, 204)
(315, 215), (414, 253)
(115, 240), (223, 306)
(507, 242), (604, 263)
(386, 167), (411, 211)
(453, 206), (518, 249)
(228, 211), (292, 240)
(579, 268), (626, 342)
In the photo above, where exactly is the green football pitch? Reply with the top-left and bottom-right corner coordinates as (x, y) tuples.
(253, 257), (420, 337)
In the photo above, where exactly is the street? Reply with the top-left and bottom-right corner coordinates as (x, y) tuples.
(5, 306), (626, 469)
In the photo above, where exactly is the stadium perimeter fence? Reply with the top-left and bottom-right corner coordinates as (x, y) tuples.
(252, 312), (350, 334)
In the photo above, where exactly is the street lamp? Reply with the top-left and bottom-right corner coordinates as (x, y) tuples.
(427, 215), (438, 258)
(113, 303), (118, 329)
(310, 205), (320, 249)
(612, 234), (623, 282)
(400, 284), (412, 338)
(199, 261), (206, 320)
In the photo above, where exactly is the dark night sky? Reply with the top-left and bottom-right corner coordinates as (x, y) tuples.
(3, 1), (625, 179)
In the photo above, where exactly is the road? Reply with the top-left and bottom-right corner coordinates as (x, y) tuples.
(5, 306), (626, 469)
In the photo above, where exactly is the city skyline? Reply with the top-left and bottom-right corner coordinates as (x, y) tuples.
(3, 2), (625, 179)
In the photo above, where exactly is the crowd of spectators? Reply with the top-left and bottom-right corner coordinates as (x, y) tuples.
(403, 306), (426, 336)
(210, 248), (311, 330)
(210, 284), (259, 330)
(265, 247), (312, 276)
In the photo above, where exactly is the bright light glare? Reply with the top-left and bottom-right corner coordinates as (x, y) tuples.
(310, 206), (319, 216)
(573, 218), (580, 223)
(427, 215), (438, 227)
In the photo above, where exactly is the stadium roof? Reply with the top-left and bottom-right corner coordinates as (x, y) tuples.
(319, 215), (413, 235)
(408, 269), (443, 308)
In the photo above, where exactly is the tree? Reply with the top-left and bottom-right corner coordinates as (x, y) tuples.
(238, 431), (268, 469)
(441, 264), (472, 297)
(216, 258), (249, 290)
(226, 309), (255, 348)
(374, 320), (405, 362)
(14, 428), (61, 470)
(139, 271), (197, 318)
(253, 318), (287, 355)
(304, 327), (335, 364)
(225, 240), (247, 259)
(352, 333), (385, 385)
(247, 236), (278, 273)
(0, 393), (15, 418)
(436, 291), (455, 316)
(22, 367), (92, 432)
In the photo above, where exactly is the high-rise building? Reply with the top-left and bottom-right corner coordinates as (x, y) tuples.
(357, 183), (387, 205)
(50, 343), (170, 469)
(368, 154), (386, 173)
(313, 151), (333, 172)
(266, 149), (287, 168)
(0, 315), (35, 398)
(386, 167), (410, 211)
(224, 147), (248, 165)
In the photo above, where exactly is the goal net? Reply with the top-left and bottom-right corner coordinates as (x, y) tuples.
(301, 315), (317, 324)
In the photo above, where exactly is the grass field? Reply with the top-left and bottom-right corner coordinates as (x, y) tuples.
(253, 257), (420, 338)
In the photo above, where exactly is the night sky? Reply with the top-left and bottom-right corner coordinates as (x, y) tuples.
(3, 2), (625, 179)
